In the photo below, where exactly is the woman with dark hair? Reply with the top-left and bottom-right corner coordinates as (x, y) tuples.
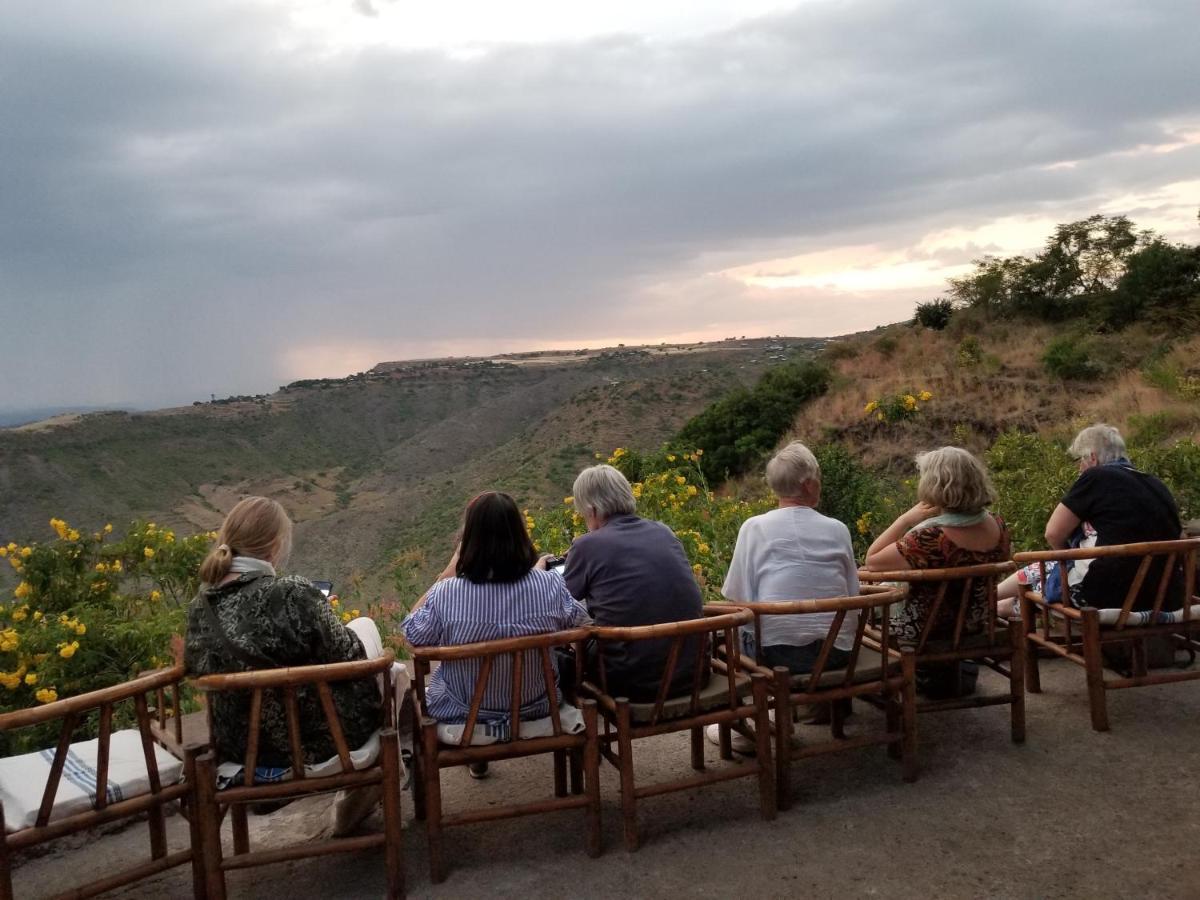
(401, 492), (590, 775)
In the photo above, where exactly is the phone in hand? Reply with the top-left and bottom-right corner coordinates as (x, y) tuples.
(312, 580), (334, 598)
(544, 556), (567, 575)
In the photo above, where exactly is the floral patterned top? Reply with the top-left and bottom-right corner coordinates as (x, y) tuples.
(185, 573), (381, 767)
(893, 514), (1011, 644)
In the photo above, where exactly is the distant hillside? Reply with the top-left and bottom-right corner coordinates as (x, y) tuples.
(0, 338), (824, 598)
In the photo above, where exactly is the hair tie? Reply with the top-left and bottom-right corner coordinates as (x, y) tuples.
(218, 543), (231, 554)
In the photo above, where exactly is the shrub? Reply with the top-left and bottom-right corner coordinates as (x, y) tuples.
(985, 431), (1076, 551)
(676, 360), (829, 484)
(914, 299), (953, 330)
(1042, 338), (1102, 380)
(873, 334), (899, 357)
(0, 519), (215, 752)
(957, 335), (983, 368)
(813, 444), (914, 556)
(823, 341), (859, 362)
(863, 389), (934, 424)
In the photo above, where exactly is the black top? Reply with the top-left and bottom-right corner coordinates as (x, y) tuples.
(1061, 463), (1182, 609)
(565, 515), (706, 702)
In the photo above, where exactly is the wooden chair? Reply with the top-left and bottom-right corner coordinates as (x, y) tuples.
(577, 608), (775, 852)
(191, 653), (404, 900)
(407, 627), (600, 884)
(1015, 538), (1200, 731)
(0, 666), (203, 900)
(859, 562), (1025, 749)
(710, 586), (916, 809)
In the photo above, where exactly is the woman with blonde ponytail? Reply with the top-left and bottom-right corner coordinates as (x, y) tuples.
(185, 496), (403, 833)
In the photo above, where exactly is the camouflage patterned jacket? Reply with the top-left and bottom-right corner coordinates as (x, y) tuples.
(184, 573), (382, 767)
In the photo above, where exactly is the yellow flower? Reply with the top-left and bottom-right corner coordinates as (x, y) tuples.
(675, 476), (686, 485)
(563, 496), (574, 505)
(350, 609), (360, 618)
(687, 485), (698, 496)
(74, 623), (87, 635)
(695, 449), (703, 456)
(24, 672), (37, 686)
(666, 454), (676, 462)
(147, 522), (157, 532)
(143, 547), (155, 559)
(631, 484), (643, 499)
(692, 563), (703, 576)
(20, 547), (31, 559)
(876, 412), (884, 421)
(32, 610), (42, 622)
(8, 557), (21, 571)
(111, 559), (122, 572)
(149, 590), (162, 602)
(698, 542), (710, 555)
(0, 547), (6, 558)
(67, 529), (80, 541)
(341, 612), (352, 623)
(59, 642), (79, 659)
(104, 523), (113, 534)
(35, 688), (58, 704)
(13, 582), (31, 600)
(330, 597), (340, 608)
(12, 608), (27, 622)
(864, 400), (879, 414)
(918, 390), (933, 401)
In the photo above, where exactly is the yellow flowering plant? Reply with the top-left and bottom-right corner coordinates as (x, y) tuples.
(0, 516), (214, 748)
(862, 388), (935, 424)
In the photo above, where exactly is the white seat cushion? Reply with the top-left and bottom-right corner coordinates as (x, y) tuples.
(0, 729), (184, 832)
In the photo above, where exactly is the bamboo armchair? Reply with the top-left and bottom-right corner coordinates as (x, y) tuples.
(709, 586), (916, 809)
(0, 665), (202, 900)
(859, 562), (1026, 746)
(191, 652), (404, 900)
(577, 608), (776, 852)
(407, 627), (601, 884)
(1014, 538), (1200, 732)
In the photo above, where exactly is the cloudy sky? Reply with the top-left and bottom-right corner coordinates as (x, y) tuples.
(1, 0), (1197, 412)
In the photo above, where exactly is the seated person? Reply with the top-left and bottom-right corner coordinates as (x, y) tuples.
(185, 496), (396, 832)
(402, 491), (590, 776)
(564, 464), (706, 702)
(997, 424), (1182, 617)
(865, 447), (1010, 696)
(721, 441), (860, 674)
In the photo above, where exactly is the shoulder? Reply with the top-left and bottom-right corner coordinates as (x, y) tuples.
(269, 574), (324, 604)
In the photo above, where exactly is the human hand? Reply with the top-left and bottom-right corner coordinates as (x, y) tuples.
(534, 554), (552, 571)
(902, 502), (941, 527)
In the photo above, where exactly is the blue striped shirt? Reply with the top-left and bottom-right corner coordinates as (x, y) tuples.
(402, 569), (590, 724)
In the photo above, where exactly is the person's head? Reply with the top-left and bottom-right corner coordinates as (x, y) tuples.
(571, 465), (637, 531)
(915, 447), (997, 514)
(199, 496), (293, 584)
(456, 491), (538, 583)
(766, 441), (821, 506)
(1069, 423), (1127, 471)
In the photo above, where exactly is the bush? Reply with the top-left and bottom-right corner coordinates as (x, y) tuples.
(873, 334), (899, 357)
(914, 299), (953, 330)
(0, 519), (215, 752)
(1042, 338), (1102, 380)
(863, 389), (934, 425)
(676, 360), (829, 484)
(957, 335), (983, 368)
(985, 431), (1076, 551)
(823, 341), (859, 362)
(813, 444), (913, 556)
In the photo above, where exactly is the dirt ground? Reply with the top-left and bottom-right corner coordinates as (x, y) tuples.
(14, 659), (1200, 899)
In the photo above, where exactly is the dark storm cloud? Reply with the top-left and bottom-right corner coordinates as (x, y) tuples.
(1, 0), (1197, 409)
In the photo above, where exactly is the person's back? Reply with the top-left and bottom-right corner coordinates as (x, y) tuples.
(402, 567), (589, 722)
(566, 514), (704, 702)
(1060, 461), (1182, 609)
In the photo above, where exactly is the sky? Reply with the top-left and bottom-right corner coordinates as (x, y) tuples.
(1, 0), (1198, 412)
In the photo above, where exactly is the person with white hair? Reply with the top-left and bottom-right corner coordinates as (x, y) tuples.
(563, 464), (705, 702)
(997, 423), (1181, 615)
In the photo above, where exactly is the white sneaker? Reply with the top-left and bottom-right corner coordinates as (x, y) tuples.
(704, 723), (756, 754)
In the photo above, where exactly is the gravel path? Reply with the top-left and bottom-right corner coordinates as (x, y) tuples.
(14, 659), (1200, 899)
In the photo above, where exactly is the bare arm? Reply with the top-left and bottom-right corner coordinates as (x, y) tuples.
(1044, 503), (1081, 550)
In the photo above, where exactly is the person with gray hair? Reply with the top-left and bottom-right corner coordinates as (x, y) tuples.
(563, 464), (705, 702)
(998, 423), (1181, 615)
(710, 440), (860, 749)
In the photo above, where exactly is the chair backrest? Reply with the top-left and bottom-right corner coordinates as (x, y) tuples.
(192, 652), (395, 786)
(1014, 538), (1200, 629)
(588, 609), (752, 726)
(860, 562), (1016, 653)
(710, 586), (906, 686)
(0, 665), (187, 833)
(408, 628), (590, 746)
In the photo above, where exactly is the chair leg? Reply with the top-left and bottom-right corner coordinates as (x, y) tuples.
(380, 729), (405, 900)
(553, 749), (568, 798)
(717, 722), (733, 761)
(582, 700), (603, 859)
(615, 699), (639, 852)
(1020, 596), (1042, 693)
(772, 667), (793, 811)
(231, 803), (250, 856)
(194, 752), (227, 900)
(1082, 609), (1110, 732)
(1009, 622), (1027, 744)
(900, 649), (918, 783)
(183, 750), (208, 900)
(421, 722), (447, 883)
(569, 747), (584, 796)
(690, 726), (705, 772)
(749, 675), (776, 821)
